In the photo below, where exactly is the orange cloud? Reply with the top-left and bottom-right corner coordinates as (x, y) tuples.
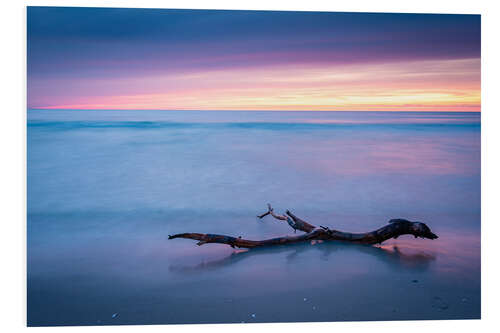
(38, 58), (480, 111)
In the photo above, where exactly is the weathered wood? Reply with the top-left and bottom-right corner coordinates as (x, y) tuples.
(168, 204), (438, 249)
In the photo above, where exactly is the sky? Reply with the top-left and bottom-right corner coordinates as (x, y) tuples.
(27, 7), (481, 111)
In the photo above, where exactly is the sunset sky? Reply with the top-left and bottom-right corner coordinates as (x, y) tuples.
(27, 7), (481, 111)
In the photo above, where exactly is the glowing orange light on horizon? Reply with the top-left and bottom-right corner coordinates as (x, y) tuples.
(33, 58), (481, 112)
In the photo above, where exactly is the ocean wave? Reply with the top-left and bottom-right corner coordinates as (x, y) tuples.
(27, 120), (480, 131)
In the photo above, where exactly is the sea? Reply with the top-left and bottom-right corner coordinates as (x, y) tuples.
(27, 110), (481, 325)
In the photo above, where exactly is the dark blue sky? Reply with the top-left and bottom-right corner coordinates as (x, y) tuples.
(27, 7), (481, 111)
(28, 7), (480, 76)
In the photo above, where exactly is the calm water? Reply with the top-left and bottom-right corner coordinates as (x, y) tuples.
(27, 110), (480, 326)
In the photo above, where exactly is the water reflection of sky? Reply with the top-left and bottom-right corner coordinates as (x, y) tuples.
(27, 111), (480, 325)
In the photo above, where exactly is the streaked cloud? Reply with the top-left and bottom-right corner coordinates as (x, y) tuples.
(27, 8), (481, 111)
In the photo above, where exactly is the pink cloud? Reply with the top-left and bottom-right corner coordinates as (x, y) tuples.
(31, 58), (481, 111)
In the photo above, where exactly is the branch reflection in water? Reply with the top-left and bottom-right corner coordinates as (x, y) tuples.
(169, 241), (436, 274)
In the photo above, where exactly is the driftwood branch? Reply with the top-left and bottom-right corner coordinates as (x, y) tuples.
(256, 203), (315, 233)
(169, 204), (438, 249)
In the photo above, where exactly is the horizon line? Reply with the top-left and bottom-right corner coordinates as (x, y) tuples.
(27, 108), (481, 113)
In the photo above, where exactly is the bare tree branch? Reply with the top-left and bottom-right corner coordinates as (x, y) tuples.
(170, 204), (438, 249)
(257, 204), (315, 233)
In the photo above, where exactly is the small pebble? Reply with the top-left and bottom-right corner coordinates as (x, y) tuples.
(432, 297), (449, 310)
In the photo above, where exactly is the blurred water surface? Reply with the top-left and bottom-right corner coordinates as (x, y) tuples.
(27, 110), (480, 325)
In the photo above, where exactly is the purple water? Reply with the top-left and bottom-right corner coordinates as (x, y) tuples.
(27, 110), (480, 325)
